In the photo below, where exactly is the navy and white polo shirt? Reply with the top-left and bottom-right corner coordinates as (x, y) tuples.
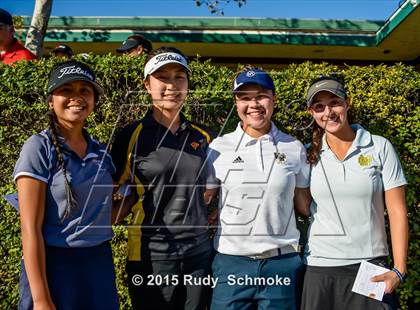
(13, 129), (115, 247)
(207, 122), (310, 256)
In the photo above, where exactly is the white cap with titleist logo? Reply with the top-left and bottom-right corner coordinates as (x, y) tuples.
(143, 52), (191, 78)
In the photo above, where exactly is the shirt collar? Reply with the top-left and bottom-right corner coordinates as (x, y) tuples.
(142, 109), (191, 132)
(3, 39), (20, 54)
(234, 121), (278, 147)
(351, 124), (371, 148)
(10, 39), (21, 53)
(47, 128), (101, 159)
(141, 109), (158, 127)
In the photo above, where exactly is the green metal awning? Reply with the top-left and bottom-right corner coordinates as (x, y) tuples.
(17, 0), (420, 66)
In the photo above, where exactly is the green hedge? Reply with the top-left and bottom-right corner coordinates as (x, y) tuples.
(0, 55), (419, 309)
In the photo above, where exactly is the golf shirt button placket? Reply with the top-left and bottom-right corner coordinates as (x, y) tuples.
(341, 162), (346, 181)
(81, 162), (86, 167)
(256, 136), (270, 171)
(257, 139), (263, 171)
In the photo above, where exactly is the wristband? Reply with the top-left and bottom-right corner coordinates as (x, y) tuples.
(391, 267), (405, 283)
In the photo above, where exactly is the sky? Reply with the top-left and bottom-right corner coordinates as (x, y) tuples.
(2, 0), (403, 21)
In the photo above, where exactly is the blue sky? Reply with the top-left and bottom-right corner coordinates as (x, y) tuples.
(3, 0), (402, 20)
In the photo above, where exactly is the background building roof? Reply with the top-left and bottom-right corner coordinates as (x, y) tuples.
(17, 0), (420, 67)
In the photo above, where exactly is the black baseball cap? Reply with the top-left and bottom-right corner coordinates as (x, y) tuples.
(306, 78), (347, 106)
(116, 37), (151, 53)
(0, 8), (13, 26)
(47, 60), (104, 96)
(51, 44), (74, 57)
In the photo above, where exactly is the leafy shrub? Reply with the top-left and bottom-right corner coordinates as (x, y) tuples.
(0, 55), (418, 309)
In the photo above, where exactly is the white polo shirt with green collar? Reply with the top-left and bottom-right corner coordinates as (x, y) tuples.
(207, 122), (310, 256)
(305, 124), (407, 266)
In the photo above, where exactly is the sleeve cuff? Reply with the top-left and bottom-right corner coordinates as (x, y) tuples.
(13, 172), (48, 184)
(384, 180), (408, 191)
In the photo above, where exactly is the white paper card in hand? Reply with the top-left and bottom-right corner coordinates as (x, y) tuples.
(352, 260), (389, 301)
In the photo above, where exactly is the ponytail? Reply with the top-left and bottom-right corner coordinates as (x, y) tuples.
(47, 110), (77, 220)
(307, 122), (324, 165)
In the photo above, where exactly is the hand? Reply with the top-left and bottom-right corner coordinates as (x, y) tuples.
(33, 300), (56, 310)
(208, 209), (218, 226)
(371, 270), (401, 294)
(204, 188), (218, 205)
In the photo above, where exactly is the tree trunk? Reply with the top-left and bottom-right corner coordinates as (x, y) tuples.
(25, 0), (53, 58)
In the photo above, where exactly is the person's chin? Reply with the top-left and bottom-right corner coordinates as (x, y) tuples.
(63, 110), (88, 120)
(246, 119), (270, 131)
(61, 117), (86, 125)
(324, 121), (344, 133)
(161, 99), (182, 108)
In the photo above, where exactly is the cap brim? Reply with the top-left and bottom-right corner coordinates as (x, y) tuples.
(116, 47), (128, 53)
(48, 76), (104, 96)
(307, 88), (346, 106)
(116, 42), (139, 53)
(52, 49), (71, 55)
(233, 81), (274, 93)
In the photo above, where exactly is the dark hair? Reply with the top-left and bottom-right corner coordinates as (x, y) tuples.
(307, 76), (352, 165)
(128, 34), (153, 53)
(46, 108), (77, 220)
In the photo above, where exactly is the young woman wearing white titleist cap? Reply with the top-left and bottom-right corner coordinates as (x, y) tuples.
(206, 66), (311, 310)
(14, 60), (119, 309)
(111, 47), (215, 310)
(301, 77), (408, 310)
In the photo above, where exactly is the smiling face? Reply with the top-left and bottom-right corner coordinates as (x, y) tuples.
(49, 80), (95, 127)
(144, 63), (188, 113)
(308, 91), (349, 134)
(0, 24), (14, 49)
(235, 84), (275, 137)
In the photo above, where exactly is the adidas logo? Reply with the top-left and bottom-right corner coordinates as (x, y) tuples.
(232, 156), (244, 163)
